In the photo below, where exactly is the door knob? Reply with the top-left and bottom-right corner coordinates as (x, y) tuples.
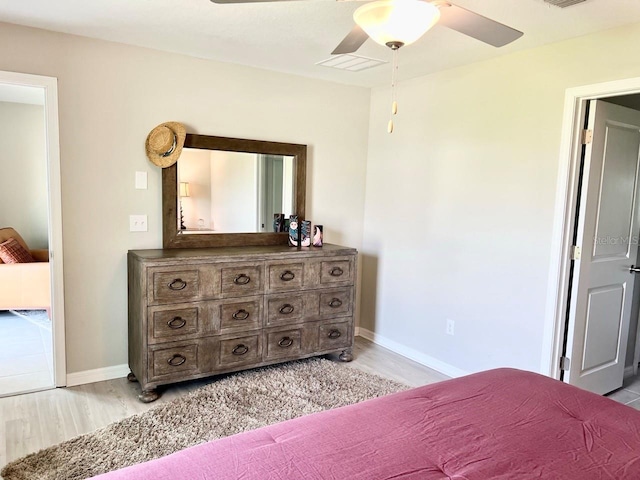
(630, 265), (640, 274)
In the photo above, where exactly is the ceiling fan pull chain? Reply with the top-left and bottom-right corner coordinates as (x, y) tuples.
(388, 47), (399, 134)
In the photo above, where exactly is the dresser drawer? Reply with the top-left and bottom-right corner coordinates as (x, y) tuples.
(220, 264), (263, 297)
(150, 307), (199, 342)
(219, 334), (261, 367)
(150, 343), (199, 379)
(266, 262), (305, 292)
(318, 321), (351, 351)
(151, 270), (200, 303)
(320, 258), (353, 285)
(319, 288), (352, 318)
(219, 298), (262, 333)
(264, 328), (303, 361)
(266, 294), (305, 326)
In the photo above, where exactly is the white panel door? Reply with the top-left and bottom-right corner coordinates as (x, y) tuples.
(566, 100), (640, 394)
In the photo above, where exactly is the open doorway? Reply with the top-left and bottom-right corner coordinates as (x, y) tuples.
(0, 71), (65, 396)
(0, 90), (53, 395)
(546, 77), (640, 399)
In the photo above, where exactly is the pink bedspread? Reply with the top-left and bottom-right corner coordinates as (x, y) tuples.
(91, 368), (640, 479)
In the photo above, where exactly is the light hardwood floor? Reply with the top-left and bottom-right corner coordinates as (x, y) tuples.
(0, 310), (54, 397)
(0, 336), (449, 469)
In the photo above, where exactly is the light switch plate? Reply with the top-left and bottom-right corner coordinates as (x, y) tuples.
(135, 171), (148, 190)
(129, 215), (148, 232)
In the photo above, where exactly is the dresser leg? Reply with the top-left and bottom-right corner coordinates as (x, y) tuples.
(139, 388), (159, 403)
(339, 348), (353, 362)
(127, 372), (138, 383)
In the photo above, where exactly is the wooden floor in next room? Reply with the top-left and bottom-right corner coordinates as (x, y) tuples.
(607, 374), (640, 408)
(0, 310), (53, 397)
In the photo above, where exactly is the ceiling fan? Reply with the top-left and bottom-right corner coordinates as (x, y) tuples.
(210, 0), (522, 133)
(208, 0), (523, 55)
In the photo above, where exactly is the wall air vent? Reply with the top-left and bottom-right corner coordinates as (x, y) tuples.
(543, 0), (587, 7)
(316, 54), (387, 72)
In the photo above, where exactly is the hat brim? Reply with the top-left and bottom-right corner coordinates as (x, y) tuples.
(145, 122), (187, 168)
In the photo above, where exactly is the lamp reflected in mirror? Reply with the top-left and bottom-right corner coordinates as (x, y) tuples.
(178, 182), (190, 230)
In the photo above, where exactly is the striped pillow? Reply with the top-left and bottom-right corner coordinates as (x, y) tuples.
(0, 237), (34, 264)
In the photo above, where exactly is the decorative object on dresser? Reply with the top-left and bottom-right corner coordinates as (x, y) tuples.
(313, 225), (323, 247)
(287, 215), (299, 247)
(300, 220), (311, 247)
(128, 244), (357, 402)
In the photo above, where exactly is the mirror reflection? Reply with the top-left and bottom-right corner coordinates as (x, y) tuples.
(177, 148), (295, 234)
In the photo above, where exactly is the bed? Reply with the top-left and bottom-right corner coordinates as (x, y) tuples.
(90, 368), (640, 479)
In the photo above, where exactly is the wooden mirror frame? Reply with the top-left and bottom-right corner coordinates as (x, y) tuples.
(162, 134), (306, 248)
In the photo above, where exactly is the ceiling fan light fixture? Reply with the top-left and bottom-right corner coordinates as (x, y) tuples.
(353, 0), (441, 48)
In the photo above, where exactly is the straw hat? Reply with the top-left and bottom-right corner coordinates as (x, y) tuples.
(145, 122), (186, 168)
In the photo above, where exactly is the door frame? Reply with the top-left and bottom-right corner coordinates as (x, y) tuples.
(543, 76), (640, 380)
(0, 70), (66, 387)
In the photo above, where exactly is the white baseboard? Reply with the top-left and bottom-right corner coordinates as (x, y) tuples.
(624, 365), (636, 379)
(66, 364), (130, 387)
(357, 328), (469, 378)
(65, 328), (468, 387)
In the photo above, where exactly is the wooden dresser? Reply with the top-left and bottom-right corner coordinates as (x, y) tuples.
(127, 244), (357, 402)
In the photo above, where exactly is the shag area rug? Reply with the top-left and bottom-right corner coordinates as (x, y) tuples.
(1, 358), (408, 480)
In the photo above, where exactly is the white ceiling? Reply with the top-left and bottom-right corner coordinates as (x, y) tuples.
(2, 0), (640, 87)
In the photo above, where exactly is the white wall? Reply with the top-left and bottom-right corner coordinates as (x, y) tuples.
(0, 101), (48, 249)
(282, 156), (294, 218)
(362, 21), (640, 376)
(210, 151), (258, 232)
(178, 148), (212, 230)
(0, 22), (370, 374)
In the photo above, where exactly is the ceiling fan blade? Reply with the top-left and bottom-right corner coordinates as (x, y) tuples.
(436, 3), (523, 47)
(331, 25), (369, 55)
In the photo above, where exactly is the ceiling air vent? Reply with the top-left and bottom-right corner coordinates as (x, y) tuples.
(543, 0), (587, 7)
(316, 54), (387, 72)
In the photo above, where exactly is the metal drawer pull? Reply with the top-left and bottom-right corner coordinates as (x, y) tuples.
(167, 354), (186, 366)
(329, 267), (344, 277)
(279, 304), (295, 315)
(167, 317), (187, 329)
(233, 274), (251, 285)
(631, 265), (640, 274)
(278, 336), (294, 348)
(232, 309), (250, 321)
(280, 270), (295, 281)
(328, 329), (342, 339)
(232, 344), (249, 356)
(168, 278), (187, 290)
(329, 298), (343, 308)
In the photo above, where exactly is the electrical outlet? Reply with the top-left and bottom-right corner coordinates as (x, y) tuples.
(446, 319), (455, 336)
(129, 214), (148, 232)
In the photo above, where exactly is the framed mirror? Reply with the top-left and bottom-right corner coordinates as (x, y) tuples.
(163, 134), (306, 248)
